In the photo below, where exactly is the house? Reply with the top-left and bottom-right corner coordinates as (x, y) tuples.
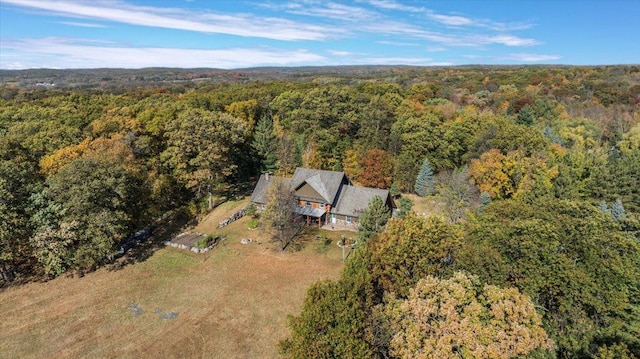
(250, 168), (395, 229)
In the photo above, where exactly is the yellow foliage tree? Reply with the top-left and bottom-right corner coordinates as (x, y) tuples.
(40, 134), (138, 176)
(342, 149), (360, 183)
(469, 149), (556, 200)
(384, 272), (554, 359)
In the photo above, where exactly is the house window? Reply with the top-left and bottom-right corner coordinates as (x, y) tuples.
(305, 201), (311, 208)
(345, 215), (352, 224)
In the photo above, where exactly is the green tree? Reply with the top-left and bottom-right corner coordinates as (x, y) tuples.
(162, 108), (246, 198)
(42, 156), (144, 272)
(261, 178), (303, 250)
(251, 114), (278, 173)
(459, 199), (640, 357)
(389, 182), (401, 198)
(383, 272), (554, 359)
(358, 196), (391, 240)
(370, 214), (462, 297)
(611, 198), (627, 221)
(0, 138), (39, 283)
(414, 158), (434, 196)
(396, 197), (413, 218)
(516, 104), (537, 126)
(280, 275), (376, 359)
(479, 191), (491, 207)
(436, 166), (475, 223)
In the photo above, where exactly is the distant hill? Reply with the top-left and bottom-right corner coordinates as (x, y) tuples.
(0, 65), (525, 89)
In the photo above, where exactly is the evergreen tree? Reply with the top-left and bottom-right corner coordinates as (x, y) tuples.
(396, 196), (413, 218)
(389, 182), (401, 198)
(479, 191), (492, 207)
(251, 114), (278, 173)
(611, 198), (627, 221)
(516, 104), (537, 126)
(598, 200), (610, 215)
(414, 158), (434, 197)
(543, 125), (564, 145)
(358, 196), (391, 240)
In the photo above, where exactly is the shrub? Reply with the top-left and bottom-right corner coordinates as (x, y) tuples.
(247, 218), (260, 229)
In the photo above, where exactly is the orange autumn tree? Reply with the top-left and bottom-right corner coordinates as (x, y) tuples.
(358, 148), (392, 189)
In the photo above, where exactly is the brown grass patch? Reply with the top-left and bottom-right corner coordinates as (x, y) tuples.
(0, 215), (343, 358)
(403, 193), (445, 218)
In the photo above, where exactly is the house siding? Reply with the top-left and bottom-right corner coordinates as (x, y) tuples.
(295, 183), (324, 201)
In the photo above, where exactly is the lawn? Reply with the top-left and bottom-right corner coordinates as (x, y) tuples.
(0, 202), (346, 359)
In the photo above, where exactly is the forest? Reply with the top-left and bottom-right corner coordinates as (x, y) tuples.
(1, 65), (639, 358)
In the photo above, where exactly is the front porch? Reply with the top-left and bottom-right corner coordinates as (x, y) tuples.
(295, 206), (326, 228)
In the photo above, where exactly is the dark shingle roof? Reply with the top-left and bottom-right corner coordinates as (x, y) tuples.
(250, 174), (289, 204)
(332, 185), (390, 217)
(290, 168), (346, 204)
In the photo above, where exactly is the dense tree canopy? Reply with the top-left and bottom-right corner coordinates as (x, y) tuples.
(2, 66), (640, 359)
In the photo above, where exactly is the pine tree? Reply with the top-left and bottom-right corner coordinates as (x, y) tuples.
(251, 114), (277, 173)
(543, 125), (564, 145)
(598, 200), (610, 215)
(390, 182), (401, 198)
(414, 158), (434, 197)
(480, 191), (492, 207)
(611, 199), (627, 221)
(358, 196), (391, 240)
(396, 196), (413, 218)
(516, 104), (537, 126)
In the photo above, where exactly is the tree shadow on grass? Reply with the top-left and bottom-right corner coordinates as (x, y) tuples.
(107, 210), (191, 272)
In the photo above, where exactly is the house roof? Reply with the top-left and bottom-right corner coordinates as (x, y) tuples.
(250, 174), (289, 204)
(290, 168), (346, 204)
(332, 185), (391, 217)
(294, 206), (326, 218)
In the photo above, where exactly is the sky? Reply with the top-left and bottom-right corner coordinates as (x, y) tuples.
(0, 0), (639, 69)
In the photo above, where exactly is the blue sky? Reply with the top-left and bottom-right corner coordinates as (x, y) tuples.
(1, 0), (638, 69)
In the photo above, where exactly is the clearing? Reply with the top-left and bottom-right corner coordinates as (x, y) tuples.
(0, 199), (351, 358)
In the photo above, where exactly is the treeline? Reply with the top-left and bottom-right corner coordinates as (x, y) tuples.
(282, 201), (640, 358)
(1, 65), (639, 356)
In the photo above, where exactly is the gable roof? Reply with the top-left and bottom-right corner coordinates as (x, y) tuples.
(332, 185), (391, 217)
(290, 168), (347, 204)
(250, 174), (289, 204)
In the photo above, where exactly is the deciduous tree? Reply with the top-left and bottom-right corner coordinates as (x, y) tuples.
(358, 148), (392, 189)
(261, 178), (303, 251)
(384, 272), (554, 359)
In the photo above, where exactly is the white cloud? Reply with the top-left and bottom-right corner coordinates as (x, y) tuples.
(328, 50), (354, 56)
(59, 21), (106, 28)
(484, 35), (540, 46)
(3, 0), (331, 41)
(366, 0), (423, 12)
(505, 53), (562, 62)
(286, 2), (377, 21)
(377, 40), (420, 47)
(0, 37), (327, 69)
(367, 0), (532, 31)
(428, 13), (473, 26)
(426, 46), (447, 52)
(364, 21), (538, 47)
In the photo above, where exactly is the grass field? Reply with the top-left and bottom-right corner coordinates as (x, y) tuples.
(0, 202), (349, 359)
